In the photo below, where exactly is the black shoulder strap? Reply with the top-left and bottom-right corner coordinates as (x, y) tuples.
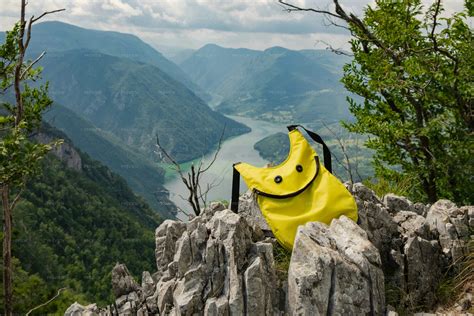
(230, 163), (240, 213)
(287, 125), (332, 173)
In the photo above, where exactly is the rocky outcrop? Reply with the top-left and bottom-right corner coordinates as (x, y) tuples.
(64, 302), (100, 316)
(36, 132), (82, 171)
(426, 200), (473, 261)
(288, 216), (385, 315)
(73, 205), (278, 315)
(65, 184), (472, 315)
(111, 263), (140, 298)
(352, 184), (472, 311)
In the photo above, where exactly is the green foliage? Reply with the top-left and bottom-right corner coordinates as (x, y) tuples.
(9, 148), (161, 308)
(273, 242), (291, 282)
(0, 24), (59, 189)
(363, 175), (418, 200)
(254, 132), (290, 165)
(0, 257), (88, 314)
(43, 105), (176, 218)
(341, 1), (473, 204)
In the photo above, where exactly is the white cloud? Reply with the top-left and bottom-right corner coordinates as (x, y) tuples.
(0, 0), (468, 51)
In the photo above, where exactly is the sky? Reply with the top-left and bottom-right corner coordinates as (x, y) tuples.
(0, 0), (467, 53)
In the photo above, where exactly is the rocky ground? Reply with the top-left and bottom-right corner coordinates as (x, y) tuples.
(65, 184), (473, 315)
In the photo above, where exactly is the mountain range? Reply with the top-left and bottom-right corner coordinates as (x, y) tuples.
(38, 48), (248, 163)
(180, 44), (353, 123)
(1, 22), (250, 218)
(26, 21), (210, 101)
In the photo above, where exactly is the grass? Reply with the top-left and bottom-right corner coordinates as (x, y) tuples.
(273, 243), (292, 282)
(363, 175), (417, 199)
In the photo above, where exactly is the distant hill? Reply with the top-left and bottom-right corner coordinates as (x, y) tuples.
(38, 49), (249, 163)
(44, 105), (176, 218)
(180, 44), (260, 103)
(180, 44), (354, 123)
(25, 21), (209, 101)
(157, 46), (197, 65)
(253, 132), (290, 165)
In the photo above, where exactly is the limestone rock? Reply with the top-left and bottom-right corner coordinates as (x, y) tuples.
(393, 211), (431, 240)
(36, 133), (82, 171)
(383, 193), (414, 214)
(426, 200), (471, 261)
(236, 191), (270, 234)
(404, 237), (442, 307)
(288, 216), (385, 315)
(111, 263), (140, 298)
(64, 302), (99, 316)
(90, 207), (279, 315)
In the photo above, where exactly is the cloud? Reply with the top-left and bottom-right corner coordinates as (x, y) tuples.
(0, 0), (467, 51)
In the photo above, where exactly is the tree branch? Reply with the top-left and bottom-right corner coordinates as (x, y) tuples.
(26, 287), (67, 316)
(278, 0), (342, 20)
(20, 51), (46, 80)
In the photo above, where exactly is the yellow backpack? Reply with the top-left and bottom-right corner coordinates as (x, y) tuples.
(230, 125), (358, 250)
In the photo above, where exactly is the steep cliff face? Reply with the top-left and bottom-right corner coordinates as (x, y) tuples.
(66, 184), (473, 315)
(35, 132), (82, 172)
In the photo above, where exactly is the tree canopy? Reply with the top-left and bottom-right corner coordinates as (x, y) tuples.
(280, 0), (473, 204)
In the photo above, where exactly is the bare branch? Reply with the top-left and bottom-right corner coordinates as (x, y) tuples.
(156, 134), (183, 176)
(315, 40), (353, 57)
(26, 287), (67, 316)
(31, 9), (66, 23)
(9, 188), (23, 211)
(200, 125), (226, 174)
(321, 121), (354, 183)
(20, 51), (46, 80)
(278, 0), (342, 20)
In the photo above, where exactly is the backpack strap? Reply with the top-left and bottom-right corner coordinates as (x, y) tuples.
(230, 163), (240, 213)
(287, 125), (332, 174)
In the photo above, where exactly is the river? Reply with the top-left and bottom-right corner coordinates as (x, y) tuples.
(164, 115), (286, 218)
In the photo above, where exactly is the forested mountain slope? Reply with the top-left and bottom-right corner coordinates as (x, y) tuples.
(24, 21), (209, 101)
(44, 105), (176, 218)
(38, 49), (249, 163)
(2, 124), (162, 313)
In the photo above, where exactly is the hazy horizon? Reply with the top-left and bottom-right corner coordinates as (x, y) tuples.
(0, 0), (466, 52)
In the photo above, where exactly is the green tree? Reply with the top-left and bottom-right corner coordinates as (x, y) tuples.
(279, 0), (473, 204)
(0, 2), (63, 314)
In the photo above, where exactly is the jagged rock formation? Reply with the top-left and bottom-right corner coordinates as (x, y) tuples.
(65, 184), (473, 315)
(36, 132), (82, 171)
(352, 184), (472, 312)
(288, 217), (385, 315)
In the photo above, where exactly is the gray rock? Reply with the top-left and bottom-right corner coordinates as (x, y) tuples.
(141, 271), (155, 299)
(288, 216), (385, 315)
(66, 183), (473, 316)
(237, 191), (271, 233)
(155, 220), (187, 278)
(393, 211), (431, 239)
(353, 185), (401, 267)
(201, 201), (226, 221)
(404, 237), (442, 308)
(426, 200), (471, 261)
(151, 209), (278, 315)
(111, 263), (140, 298)
(64, 302), (99, 316)
(36, 133), (82, 171)
(383, 193), (414, 213)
